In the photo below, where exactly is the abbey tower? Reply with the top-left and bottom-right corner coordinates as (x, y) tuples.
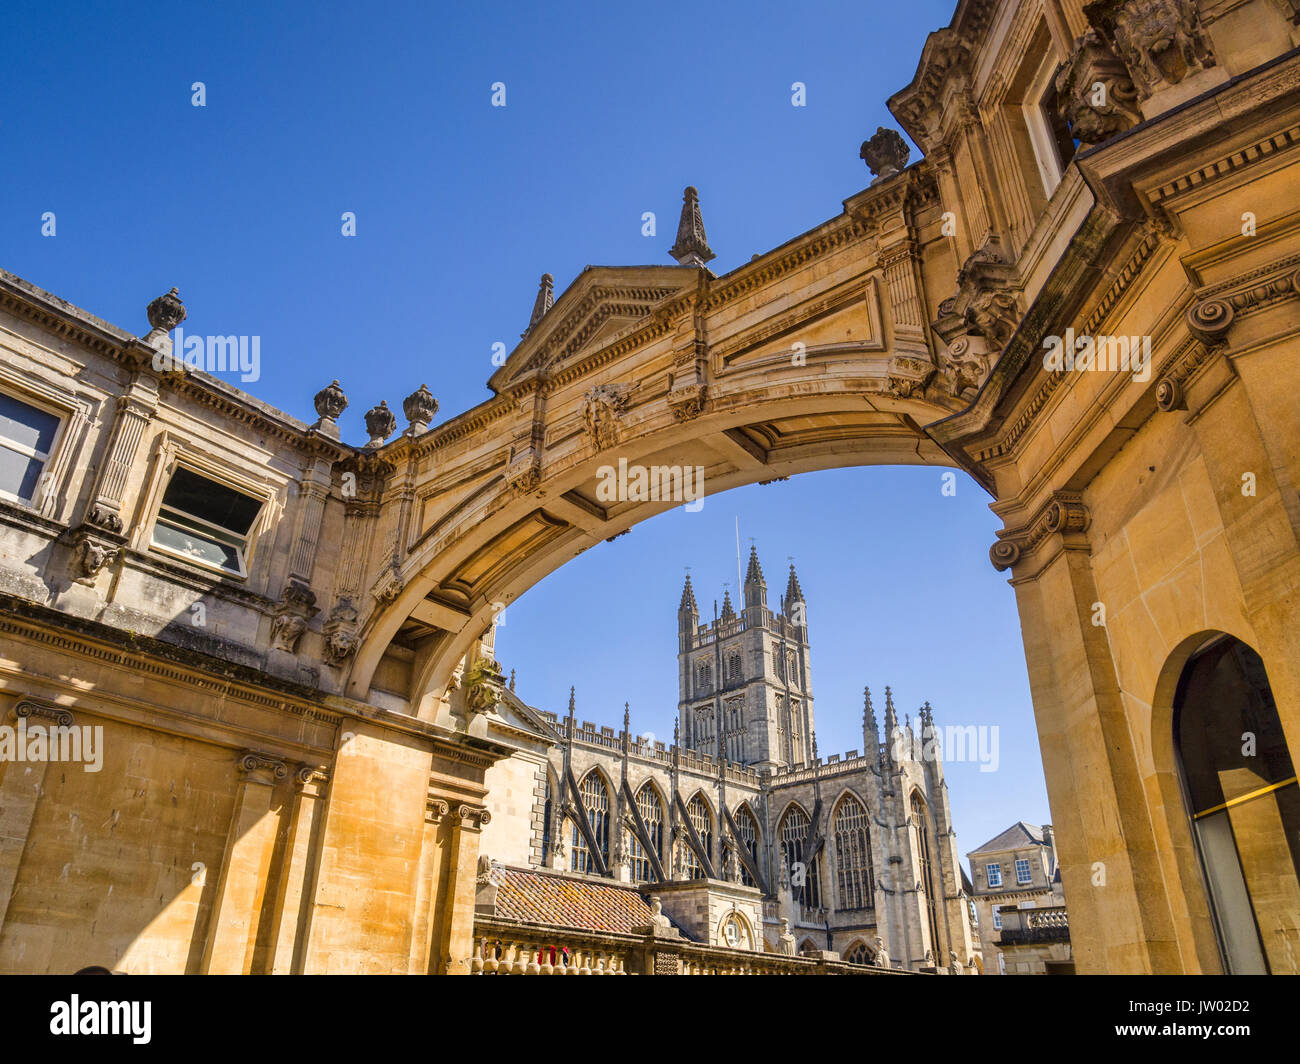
(678, 548), (814, 772)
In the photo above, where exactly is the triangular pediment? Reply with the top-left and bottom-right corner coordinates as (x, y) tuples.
(488, 265), (701, 392)
(487, 687), (561, 750)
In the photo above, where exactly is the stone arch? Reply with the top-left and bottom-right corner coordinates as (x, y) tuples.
(797, 936), (820, 956)
(571, 767), (614, 875)
(342, 374), (963, 710)
(716, 908), (755, 951)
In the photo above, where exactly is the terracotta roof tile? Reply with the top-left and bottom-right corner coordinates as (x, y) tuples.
(493, 866), (670, 934)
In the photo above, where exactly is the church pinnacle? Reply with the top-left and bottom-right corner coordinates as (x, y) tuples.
(863, 686), (878, 749)
(784, 562), (805, 606)
(669, 186), (715, 267)
(743, 545), (766, 608)
(521, 273), (554, 338)
(720, 589), (736, 622)
(679, 572), (698, 614)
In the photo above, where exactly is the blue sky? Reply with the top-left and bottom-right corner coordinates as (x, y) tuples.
(1, 0), (1049, 860)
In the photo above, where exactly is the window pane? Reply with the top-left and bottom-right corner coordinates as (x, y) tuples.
(0, 444), (43, 501)
(0, 394), (59, 455)
(161, 467), (262, 536)
(153, 517), (241, 571)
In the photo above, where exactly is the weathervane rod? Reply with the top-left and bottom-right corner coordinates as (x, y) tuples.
(735, 516), (742, 600)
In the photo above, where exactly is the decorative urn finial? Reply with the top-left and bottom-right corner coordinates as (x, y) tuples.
(313, 379), (348, 421)
(363, 400), (397, 447)
(859, 127), (910, 183)
(146, 287), (187, 334)
(402, 383), (439, 433)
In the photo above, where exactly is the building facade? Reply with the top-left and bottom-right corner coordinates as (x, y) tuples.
(474, 551), (977, 973)
(0, 0), (1297, 975)
(968, 821), (1073, 974)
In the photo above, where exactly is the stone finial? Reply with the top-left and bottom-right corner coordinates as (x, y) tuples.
(522, 273), (554, 338)
(314, 380), (348, 421)
(509, 668), (516, 692)
(402, 384), (438, 433)
(146, 287), (187, 334)
(363, 400), (397, 447)
(859, 126), (910, 183)
(669, 186), (715, 267)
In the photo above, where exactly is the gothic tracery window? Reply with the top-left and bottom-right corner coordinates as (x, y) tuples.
(735, 804), (760, 888)
(843, 940), (872, 965)
(629, 783), (664, 883)
(912, 792), (941, 957)
(571, 771), (610, 875)
(779, 804), (821, 909)
(685, 794), (712, 880)
(833, 794), (874, 911)
(727, 651), (742, 685)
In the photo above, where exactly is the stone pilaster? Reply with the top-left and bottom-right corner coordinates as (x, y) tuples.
(201, 751), (288, 974)
(440, 803), (491, 974)
(267, 764), (327, 974)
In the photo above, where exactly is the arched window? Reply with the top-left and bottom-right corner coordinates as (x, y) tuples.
(629, 783), (664, 883)
(571, 772), (610, 875)
(1174, 635), (1300, 974)
(833, 794), (874, 910)
(779, 804), (821, 909)
(728, 651), (742, 685)
(911, 792), (941, 958)
(734, 804), (760, 888)
(798, 938), (820, 957)
(773, 646), (784, 679)
(685, 795), (712, 880)
(541, 774), (553, 862)
(843, 940), (872, 965)
(695, 660), (712, 693)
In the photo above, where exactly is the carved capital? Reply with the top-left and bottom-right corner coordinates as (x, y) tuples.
(990, 492), (1091, 571)
(238, 750), (289, 785)
(11, 699), (75, 728)
(1186, 297), (1235, 346)
(455, 803), (492, 831)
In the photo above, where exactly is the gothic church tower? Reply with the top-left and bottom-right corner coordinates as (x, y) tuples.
(677, 547), (814, 771)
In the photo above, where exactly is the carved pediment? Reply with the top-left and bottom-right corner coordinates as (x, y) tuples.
(487, 266), (697, 392)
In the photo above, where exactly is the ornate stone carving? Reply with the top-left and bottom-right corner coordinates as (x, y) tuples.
(371, 562), (403, 605)
(322, 597), (359, 666)
(270, 581), (319, 654)
(456, 803), (491, 830)
(1156, 375), (1187, 412)
(313, 379), (348, 422)
(669, 186), (715, 267)
(1055, 30), (1142, 146)
(1186, 297), (1235, 345)
(146, 287), (187, 334)
(990, 492), (1091, 571)
(503, 450), (542, 495)
(666, 380), (707, 421)
(936, 238), (1020, 353)
(238, 750), (289, 783)
(873, 935), (890, 968)
(463, 655), (506, 713)
(363, 400), (397, 447)
(778, 917), (797, 956)
(87, 504), (124, 534)
(938, 336), (993, 400)
(402, 384), (438, 432)
(580, 383), (631, 450)
(1085, 0), (1216, 100)
(72, 535), (119, 580)
(12, 700), (74, 728)
(859, 126), (910, 183)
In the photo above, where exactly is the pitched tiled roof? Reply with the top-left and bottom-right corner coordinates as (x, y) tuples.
(969, 820), (1046, 855)
(493, 866), (680, 935)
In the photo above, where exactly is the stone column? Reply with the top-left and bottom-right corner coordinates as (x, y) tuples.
(201, 751), (288, 974)
(267, 765), (327, 974)
(439, 803), (490, 974)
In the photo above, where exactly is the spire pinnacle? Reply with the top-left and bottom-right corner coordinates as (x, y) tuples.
(623, 702), (630, 731)
(864, 686), (878, 739)
(567, 685), (576, 720)
(720, 589), (736, 622)
(669, 186), (715, 267)
(784, 562), (805, 606)
(521, 273), (554, 338)
(509, 668), (516, 692)
(679, 572), (698, 613)
(743, 544), (767, 608)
